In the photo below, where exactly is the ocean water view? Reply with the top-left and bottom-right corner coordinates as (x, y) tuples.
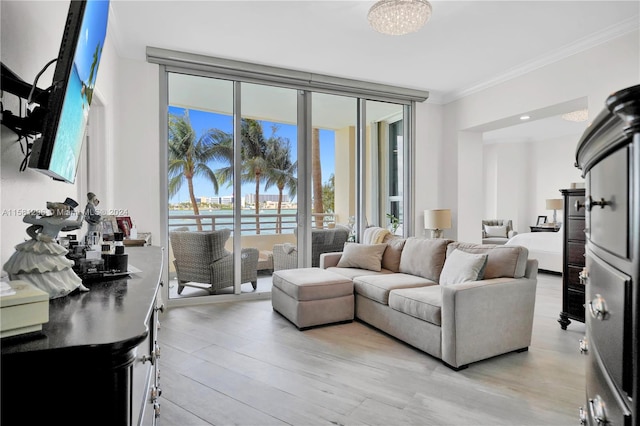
(169, 208), (298, 234)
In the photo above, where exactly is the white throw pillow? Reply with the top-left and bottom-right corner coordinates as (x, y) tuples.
(337, 242), (387, 272)
(282, 243), (297, 254)
(484, 225), (508, 238)
(439, 249), (488, 285)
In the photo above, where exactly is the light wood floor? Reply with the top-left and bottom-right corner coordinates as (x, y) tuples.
(157, 272), (586, 425)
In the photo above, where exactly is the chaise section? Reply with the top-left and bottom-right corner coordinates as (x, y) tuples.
(271, 267), (354, 329)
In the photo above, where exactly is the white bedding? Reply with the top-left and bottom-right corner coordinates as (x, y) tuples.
(505, 231), (563, 273)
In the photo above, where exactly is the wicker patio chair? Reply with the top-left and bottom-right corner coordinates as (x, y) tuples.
(169, 229), (259, 294)
(272, 226), (350, 271)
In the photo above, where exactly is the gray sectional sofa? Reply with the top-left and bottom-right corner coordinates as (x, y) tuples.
(319, 236), (538, 370)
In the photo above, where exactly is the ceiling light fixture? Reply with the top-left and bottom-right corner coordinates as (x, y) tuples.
(562, 109), (589, 122)
(520, 115), (531, 120)
(368, 0), (433, 36)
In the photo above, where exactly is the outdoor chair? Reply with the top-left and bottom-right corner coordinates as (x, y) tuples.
(170, 229), (259, 294)
(272, 226), (350, 271)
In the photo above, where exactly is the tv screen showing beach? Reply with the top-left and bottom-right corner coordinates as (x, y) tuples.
(48, 0), (109, 183)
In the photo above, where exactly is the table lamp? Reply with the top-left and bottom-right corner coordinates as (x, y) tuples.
(546, 198), (563, 225)
(424, 209), (451, 239)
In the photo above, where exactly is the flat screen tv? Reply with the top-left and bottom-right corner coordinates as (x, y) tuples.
(28, 0), (110, 183)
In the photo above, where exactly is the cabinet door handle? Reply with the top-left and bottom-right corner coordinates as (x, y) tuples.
(579, 269), (588, 285)
(579, 337), (588, 354)
(589, 395), (607, 425)
(577, 196), (612, 212)
(579, 406), (587, 425)
(588, 294), (610, 321)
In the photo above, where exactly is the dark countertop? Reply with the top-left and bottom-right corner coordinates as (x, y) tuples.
(1, 246), (164, 358)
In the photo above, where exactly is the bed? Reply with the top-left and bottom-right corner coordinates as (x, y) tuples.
(505, 229), (563, 274)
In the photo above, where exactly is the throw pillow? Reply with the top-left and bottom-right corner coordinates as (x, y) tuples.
(446, 242), (529, 278)
(337, 242), (387, 272)
(484, 225), (508, 238)
(282, 243), (297, 254)
(398, 237), (452, 281)
(440, 249), (488, 285)
(381, 236), (406, 272)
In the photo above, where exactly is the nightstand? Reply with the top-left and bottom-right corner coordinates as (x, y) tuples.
(529, 226), (560, 232)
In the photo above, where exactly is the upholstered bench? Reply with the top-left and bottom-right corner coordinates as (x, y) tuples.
(271, 267), (354, 329)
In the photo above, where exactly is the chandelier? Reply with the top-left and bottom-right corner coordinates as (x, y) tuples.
(561, 109), (589, 122)
(368, 0), (433, 36)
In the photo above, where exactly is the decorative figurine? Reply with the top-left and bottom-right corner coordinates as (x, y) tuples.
(2, 198), (89, 299)
(84, 192), (102, 239)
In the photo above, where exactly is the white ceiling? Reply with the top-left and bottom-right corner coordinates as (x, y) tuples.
(108, 0), (638, 137)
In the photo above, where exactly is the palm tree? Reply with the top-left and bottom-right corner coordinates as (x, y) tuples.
(240, 119), (269, 234)
(168, 110), (220, 231)
(265, 136), (297, 233)
(207, 119), (270, 233)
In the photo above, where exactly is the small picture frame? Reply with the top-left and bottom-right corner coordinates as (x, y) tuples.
(101, 215), (118, 236)
(536, 215), (547, 226)
(116, 216), (133, 237)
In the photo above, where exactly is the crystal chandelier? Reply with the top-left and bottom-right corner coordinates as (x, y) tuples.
(368, 0), (433, 36)
(561, 109), (589, 122)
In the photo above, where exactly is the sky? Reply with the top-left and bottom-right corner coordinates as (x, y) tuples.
(168, 106), (336, 205)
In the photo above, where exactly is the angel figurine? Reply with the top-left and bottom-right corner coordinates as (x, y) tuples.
(2, 198), (89, 298)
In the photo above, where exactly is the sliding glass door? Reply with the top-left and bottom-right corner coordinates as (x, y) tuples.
(161, 64), (414, 303)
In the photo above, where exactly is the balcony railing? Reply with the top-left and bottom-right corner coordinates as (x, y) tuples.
(168, 212), (336, 234)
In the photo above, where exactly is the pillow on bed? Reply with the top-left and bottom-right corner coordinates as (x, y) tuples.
(484, 225), (508, 238)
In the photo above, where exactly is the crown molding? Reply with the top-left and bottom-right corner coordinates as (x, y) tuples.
(441, 16), (639, 105)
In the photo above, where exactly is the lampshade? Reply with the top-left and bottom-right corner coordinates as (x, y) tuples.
(368, 0), (433, 36)
(424, 209), (451, 230)
(546, 199), (563, 210)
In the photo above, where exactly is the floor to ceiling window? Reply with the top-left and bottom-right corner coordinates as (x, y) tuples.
(151, 48), (426, 305)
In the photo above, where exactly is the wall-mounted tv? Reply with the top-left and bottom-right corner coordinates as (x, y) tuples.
(28, 0), (110, 183)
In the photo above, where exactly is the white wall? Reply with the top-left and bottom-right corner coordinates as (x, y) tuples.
(112, 57), (161, 243)
(483, 133), (583, 235)
(532, 134), (585, 222)
(0, 1), (119, 267)
(482, 142), (532, 234)
(440, 30), (639, 243)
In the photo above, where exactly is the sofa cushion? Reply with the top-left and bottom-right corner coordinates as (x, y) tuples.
(398, 237), (452, 282)
(446, 242), (528, 279)
(327, 267), (393, 280)
(354, 273), (436, 305)
(272, 268), (353, 301)
(484, 225), (507, 238)
(381, 236), (406, 272)
(337, 242), (387, 271)
(439, 249), (488, 285)
(388, 286), (442, 326)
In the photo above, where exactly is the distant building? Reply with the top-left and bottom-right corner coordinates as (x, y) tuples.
(245, 194), (288, 204)
(197, 196), (235, 205)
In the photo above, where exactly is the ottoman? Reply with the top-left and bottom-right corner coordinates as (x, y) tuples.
(271, 267), (354, 329)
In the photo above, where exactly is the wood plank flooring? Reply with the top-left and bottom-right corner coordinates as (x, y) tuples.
(157, 272), (586, 425)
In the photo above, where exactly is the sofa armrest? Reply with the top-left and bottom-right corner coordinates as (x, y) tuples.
(440, 259), (538, 368)
(319, 252), (343, 269)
